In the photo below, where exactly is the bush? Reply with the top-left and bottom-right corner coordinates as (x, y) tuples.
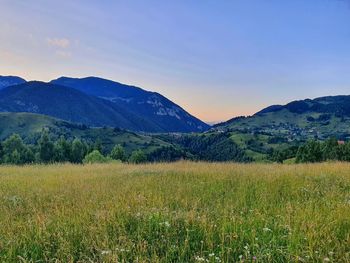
(83, 150), (110, 164)
(129, 150), (147, 164)
(110, 144), (126, 161)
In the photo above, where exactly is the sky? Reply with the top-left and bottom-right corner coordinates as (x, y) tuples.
(1, 0), (350, 123)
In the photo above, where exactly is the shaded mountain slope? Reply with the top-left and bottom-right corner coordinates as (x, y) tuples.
(51, 76), (210, 132)
(0, 75), (26, 90)
(0, 81), (160, 131)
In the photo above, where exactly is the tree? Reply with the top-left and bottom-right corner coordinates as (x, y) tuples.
(147, 146), (185, 162)
(93, 138), (103, 153)
(54, 136), (71, 162)
(71, 138), (86, 163)
(2, 134), (34, 164)
(38, 131), (54, 163)
(296, 140), (323, 163)
(83, 150), (109, 164)
(0, 142), (4, 162)
(110, 144), (126, 161)
(321, 138), (338, 161)
(129, 149), (147, 164)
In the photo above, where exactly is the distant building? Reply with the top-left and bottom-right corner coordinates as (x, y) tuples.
(338, 140), (345, 145)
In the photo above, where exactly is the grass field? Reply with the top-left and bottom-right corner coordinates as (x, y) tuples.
(0, 162), (349, 262)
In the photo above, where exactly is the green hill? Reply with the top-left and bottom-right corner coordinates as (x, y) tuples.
(213, 95), (350, 161)
(0, 112), (169, 154)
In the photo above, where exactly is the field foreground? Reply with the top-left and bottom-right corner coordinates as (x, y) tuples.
(0, 162), (349, 262)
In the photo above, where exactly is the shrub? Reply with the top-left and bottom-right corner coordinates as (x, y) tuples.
(110, 144), (126, 161)
(83, 150), (110, 164)
(129, 150), (147, 164)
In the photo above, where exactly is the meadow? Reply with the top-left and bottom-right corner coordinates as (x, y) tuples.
(0, 162), (349, 262)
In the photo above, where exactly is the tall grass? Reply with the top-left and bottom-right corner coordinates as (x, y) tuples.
(0, 162), (349, 262)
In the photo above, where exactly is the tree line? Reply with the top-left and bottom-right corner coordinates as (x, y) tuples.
(0, 131), (148, 165)
(295, 138), (350, 163)
(271, 138), (350, 163)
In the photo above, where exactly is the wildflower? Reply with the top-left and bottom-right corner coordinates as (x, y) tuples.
(101, 250), (111, 255)
(209, 253), (215, 257)
(159, 221), (170, 227)
(323, 258), (330, 262)
(253, 256), (257, 260)
(194, 256), (208, 262)
(263, 227), (272, 232)
(297, 256), (305, 262)
(116, 248), (129, 252)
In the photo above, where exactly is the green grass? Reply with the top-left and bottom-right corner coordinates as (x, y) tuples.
(0, 162), (349, 262)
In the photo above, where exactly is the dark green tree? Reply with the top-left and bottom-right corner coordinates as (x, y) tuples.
(54, 136), (72, 162)
(71, 138), (86, 163)
(2, 134), (34, 164)
(296, 140), (323, 163)
(93, 138), (103, 153)
(38, 131), (54, 163)
(321, 138), (338, 161)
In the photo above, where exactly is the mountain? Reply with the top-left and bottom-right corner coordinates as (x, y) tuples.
(0, 81), (162, 131)
(0, 76), (26, 89)
(0, 112), (170, 154)
(51, 76), (210, 132)
(213, 95), (350, 161)
(255, 96), (350, 116)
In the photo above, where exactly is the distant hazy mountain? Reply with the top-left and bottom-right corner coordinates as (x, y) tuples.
(0, 81), (162, 131)
(51, 76), (210, 132)
(0, 76), (26, 89)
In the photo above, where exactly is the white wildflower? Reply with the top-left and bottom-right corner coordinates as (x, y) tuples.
(194, 256), (208, 262)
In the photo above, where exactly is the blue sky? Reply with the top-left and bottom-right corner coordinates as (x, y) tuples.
(1, 0), (350, 122)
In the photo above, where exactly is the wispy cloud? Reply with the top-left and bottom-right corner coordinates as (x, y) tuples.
(55, 50), (72, 58)
(46, 38), (70, 48)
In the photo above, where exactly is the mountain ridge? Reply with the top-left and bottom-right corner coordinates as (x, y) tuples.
(0, 81), (162, 131)
(51, 76), (209, 132)
(0, 75), (26, 90)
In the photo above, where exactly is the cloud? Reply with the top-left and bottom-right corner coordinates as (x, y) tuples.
(46, 38), (70, 48)
(55, 50), (72, 58)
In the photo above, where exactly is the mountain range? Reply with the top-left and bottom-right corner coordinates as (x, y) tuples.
(2, 74), (350, 162)
(0, 76), (209, 133)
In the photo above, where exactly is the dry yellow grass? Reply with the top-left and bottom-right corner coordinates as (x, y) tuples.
(0, 162), (349, 262)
